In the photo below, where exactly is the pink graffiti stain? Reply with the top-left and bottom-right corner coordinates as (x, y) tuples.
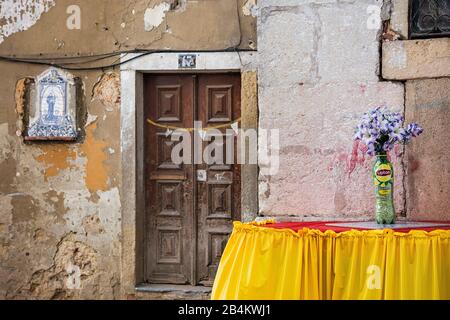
(347, 140), (369, 176)
(328, 140), (367, 175)
(359, 84), (367, 94)
(330, 140), (403, 177)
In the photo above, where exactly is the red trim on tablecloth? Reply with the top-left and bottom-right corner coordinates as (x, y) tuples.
(262, 221), (450, 233)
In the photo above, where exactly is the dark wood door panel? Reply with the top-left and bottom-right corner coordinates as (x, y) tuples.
(144, 75), (194, 285)
(196, 74), (241, 286)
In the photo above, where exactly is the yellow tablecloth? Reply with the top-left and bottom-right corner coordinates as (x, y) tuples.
(211, 221), (450, 300)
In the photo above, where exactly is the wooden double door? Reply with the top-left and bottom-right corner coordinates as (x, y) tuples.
(144, 74), (241, 286)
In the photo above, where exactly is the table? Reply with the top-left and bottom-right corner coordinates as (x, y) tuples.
(211, 220), (450, 300)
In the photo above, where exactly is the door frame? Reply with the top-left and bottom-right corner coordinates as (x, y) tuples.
(119, 52), (258, 295)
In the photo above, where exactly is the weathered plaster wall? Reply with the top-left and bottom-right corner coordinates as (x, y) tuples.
(0, 63), (121, 298)
(0, 0), (256, 55)
(405, 78), (450, 221)
(257, 0), (406, 219)
(0, 0), (256, 299)
(0, 64), (122, 299)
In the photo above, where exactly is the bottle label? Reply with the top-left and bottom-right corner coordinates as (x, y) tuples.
(373, 163), (393, 186)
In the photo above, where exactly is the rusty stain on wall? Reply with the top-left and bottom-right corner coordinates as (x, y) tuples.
(14, 77), (32, 136)
(34, 145), (77, 180)
(14, 79), (28, 116)
(80, 123), (109, 193)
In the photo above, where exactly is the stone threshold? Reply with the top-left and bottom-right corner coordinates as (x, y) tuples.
(134, 284), (212, 299)
(136, 283), (212, 294)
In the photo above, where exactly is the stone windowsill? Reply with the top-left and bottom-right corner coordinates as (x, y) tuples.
(382, 38), (450, 81)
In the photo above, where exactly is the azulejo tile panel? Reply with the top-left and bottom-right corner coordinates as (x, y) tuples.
(26, 68), (78, 141)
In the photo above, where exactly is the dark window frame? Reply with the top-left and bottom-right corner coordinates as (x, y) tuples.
(409, 0), (450, 39)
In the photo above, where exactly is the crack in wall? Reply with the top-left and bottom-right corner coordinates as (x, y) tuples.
(400, 81), (408, 217)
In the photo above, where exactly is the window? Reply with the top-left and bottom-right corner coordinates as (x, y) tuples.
(410, 0), (450, 38)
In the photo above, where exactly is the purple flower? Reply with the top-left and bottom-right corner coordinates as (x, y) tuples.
(354, 107), (423, 156)
(407, 123), (423, 137)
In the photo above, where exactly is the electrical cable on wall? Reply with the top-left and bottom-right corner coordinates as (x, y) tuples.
(0, 48), (256, 71)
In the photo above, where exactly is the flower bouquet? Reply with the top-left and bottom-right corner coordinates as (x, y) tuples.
(354, 107), (423, 224)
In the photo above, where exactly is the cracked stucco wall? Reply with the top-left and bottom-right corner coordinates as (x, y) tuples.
(0, 0), (255, 54)
(0, 1), (256, 299)
(1, 66), (122, 299)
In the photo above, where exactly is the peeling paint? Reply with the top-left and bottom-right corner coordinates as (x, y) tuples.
(14, 78), (32, 136)
(92, 73), (121, 108)
(0, 153), (16, 194)
(169, 0), (187, 13)
(0, 123), (16, 193)
(144, 2), (171, 32)
(14, 79), (28, 116)
(96, 188), (121, 235)
(33, 228), (52, 242)
(35, 145), (77, 180)
(0, 196), (13, 242)
(0, 0), (56, 44)
(82, 214), (105, 235)
(242, 0), (257, 17)
(11, 194), (38, 223)
(0, 123), (10, 160)
(85, 114), (98, 128)
(29, 233), (98, 299)
(80, 123), (109, 193)
(44, 190), (68, 223)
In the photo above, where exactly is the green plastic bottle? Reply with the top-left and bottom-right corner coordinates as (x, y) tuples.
(373, 153), (395, 224)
